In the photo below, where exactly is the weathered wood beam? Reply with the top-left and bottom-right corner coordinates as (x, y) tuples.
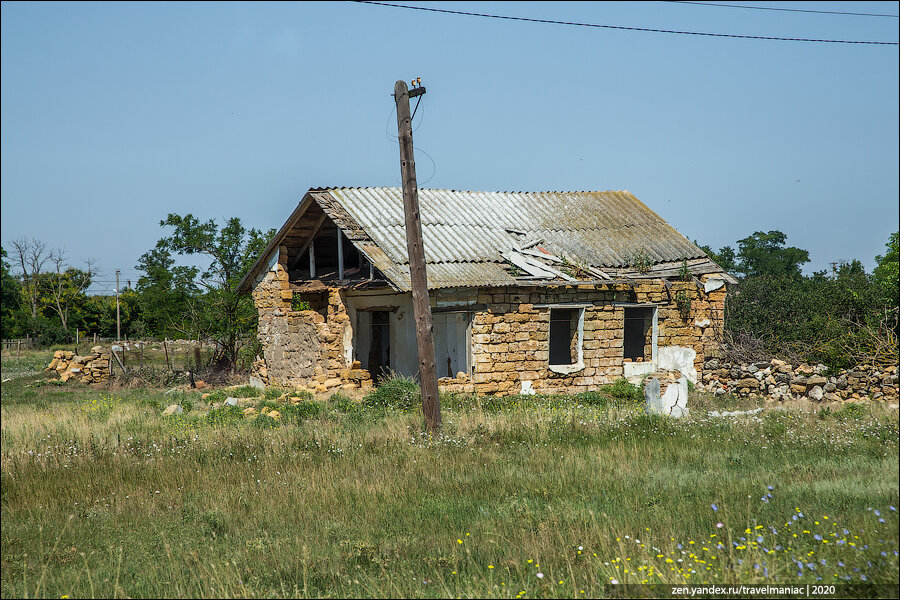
(288, 213), (328, 271)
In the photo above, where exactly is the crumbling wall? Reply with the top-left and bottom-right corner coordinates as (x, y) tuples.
(250, 255), (371, 393)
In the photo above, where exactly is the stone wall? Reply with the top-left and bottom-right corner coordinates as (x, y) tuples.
(45, 346), (111, 383)
(250, 257), (372, 393)
(445, 277), (725, 396)
(701, 357), (899, 403)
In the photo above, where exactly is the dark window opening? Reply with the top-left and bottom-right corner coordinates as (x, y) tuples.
(549, 308), (579, 365)
(368, 310), (391, 380)
(623, 307), (654, 361)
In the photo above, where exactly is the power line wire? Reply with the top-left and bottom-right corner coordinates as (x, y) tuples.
(352, 1), (899, 45)
(664, 1), (899, 18)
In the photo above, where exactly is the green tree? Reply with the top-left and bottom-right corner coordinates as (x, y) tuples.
(40, 252), (93, 333)
(873, 231), (899, 309)
(135, 247), (198, 337)
(697, 241), (738, 273)
(1, 247), (21, 338)
(734, 230), (809, 278)
(155, 214), (275, 368)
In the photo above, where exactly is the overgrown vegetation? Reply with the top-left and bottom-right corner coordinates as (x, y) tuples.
(1, 358), (897, 598)
(701, 230), (899, 368)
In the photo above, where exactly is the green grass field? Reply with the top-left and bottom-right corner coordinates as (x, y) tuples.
(2, 349), (898, 598)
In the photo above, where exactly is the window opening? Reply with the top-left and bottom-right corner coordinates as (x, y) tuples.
(623, 307), (654, 361)
(549, 308), (582, 366)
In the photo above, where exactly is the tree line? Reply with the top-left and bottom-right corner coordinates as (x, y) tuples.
(2, 216), (897, 370)
(1, 214), (274, 369)
(700, 230), (898, 368)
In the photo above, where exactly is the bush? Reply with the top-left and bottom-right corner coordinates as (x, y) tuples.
(834, 402), (868, 421)
(599, 378), (643, 405)
(252, 413), (280, 429)
(204, 390), (227, 404)
(362, 371), (420, 411)
(725, 270), (897, 368)
(279, 401), (325, 424)
(330, 393), (361, 413)
(229, 385), (262, 398)
(205, 404), (244, 426)
(572, 391), (611, 408)
(264, 387), (287, 400)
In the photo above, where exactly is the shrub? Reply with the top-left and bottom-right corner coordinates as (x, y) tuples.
(252, 414), (280, 429)
(205, 404), (244, 426)
(264, 387), (287, 400)
(362, 371), (420, 411)
(289, 390), (314, 403)
(279, 401), (325, 424)
(599, 378), (643, 405)
(330, 393), (360, 413)
(572, 390), (611, 408)
(204, 390), (227, 404)
(229, 385), (261, 398)
(835, 402), (868, 421)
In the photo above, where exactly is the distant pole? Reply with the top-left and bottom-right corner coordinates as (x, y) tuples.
(394, 78), (441, 432)
(115, 270), (121, 342)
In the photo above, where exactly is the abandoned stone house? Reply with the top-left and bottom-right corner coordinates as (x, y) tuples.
(237, 187), (736, 396)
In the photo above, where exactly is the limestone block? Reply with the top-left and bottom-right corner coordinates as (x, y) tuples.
(644, 376), (689, 418)
(808, 386), (824, 401)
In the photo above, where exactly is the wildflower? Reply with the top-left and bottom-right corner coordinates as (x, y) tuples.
(716, 522), (723, 528)
(536, 572), (544, 579)
(711, 504), (718, 512)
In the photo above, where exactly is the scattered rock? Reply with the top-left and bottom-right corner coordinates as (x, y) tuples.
(807, 386), (824, 401)
(162, 404), (183, 416)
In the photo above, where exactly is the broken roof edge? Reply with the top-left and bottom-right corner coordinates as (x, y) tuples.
(237, 186), (729, 295)
(235, 193), (314, 295)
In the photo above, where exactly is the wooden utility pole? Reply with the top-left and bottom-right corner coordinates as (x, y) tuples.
(394, 79), (441, 432)
(115, 269), (121, 342)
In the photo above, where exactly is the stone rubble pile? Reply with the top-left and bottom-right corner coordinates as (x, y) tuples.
(45, 346), (111, 383)
(701, 358), (899, 402)
(251, 357), (373, 394)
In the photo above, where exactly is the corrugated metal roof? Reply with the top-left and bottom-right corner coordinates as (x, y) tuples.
(308, 187), (707, 291)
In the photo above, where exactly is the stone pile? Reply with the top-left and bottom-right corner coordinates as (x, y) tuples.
(701, 358), (899, 403)
(45, 346), (111, 383)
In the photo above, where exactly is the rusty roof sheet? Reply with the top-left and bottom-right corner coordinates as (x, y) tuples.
(307, 187), (707, 290)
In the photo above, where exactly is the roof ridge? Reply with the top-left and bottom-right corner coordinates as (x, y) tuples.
(316, 186), (632, 195)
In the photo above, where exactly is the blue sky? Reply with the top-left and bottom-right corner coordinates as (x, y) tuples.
(2, 1), (897, 294)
